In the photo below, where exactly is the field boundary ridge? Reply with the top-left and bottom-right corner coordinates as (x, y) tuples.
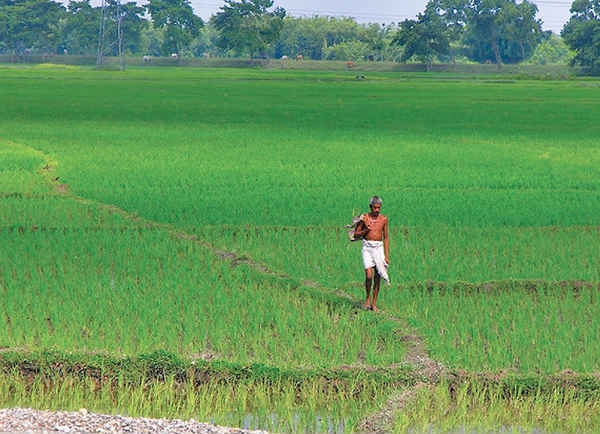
(0, 350), (598, 398)
(400, 279), (600, 293)
(0, 54), (587, 76)
(0, 349), (416, 389)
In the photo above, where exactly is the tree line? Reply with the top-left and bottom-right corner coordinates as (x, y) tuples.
(0, 0), (598, 72)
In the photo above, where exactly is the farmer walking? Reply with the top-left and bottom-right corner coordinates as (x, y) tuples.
(353, 196), (390, 311)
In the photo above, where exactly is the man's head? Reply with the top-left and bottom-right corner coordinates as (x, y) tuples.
(369, 195), (382, 215)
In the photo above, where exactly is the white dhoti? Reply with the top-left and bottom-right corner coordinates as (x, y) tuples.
(361, 240), (390, 285)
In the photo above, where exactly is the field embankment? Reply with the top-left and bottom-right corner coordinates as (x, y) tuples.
(0, 54), (581, 76)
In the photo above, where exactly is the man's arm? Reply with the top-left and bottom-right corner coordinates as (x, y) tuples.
(354, 220), (369, 238)
(383, 217), (390, 264)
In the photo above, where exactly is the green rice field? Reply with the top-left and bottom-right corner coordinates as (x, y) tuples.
(1, 65), (600, 432)
(395, 381), (600, 434)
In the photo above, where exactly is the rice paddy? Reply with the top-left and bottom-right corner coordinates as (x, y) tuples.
(395, 381), (600, 434)
(389, 285), (600, 372)
(0, 371), (392, 433)
(1, 64), (600, 432)
(0, 150), (402, 367)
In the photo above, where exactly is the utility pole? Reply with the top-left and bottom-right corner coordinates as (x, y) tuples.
(96, 0), (106, 65)
(116, 0), (125, 70)
(97, 0), (126, 70)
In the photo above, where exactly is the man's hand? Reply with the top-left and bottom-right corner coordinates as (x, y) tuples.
(361, 213), (373, 229)
(385, 257), (390, 266)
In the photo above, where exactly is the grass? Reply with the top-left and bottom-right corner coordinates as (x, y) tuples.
(1, 66), (600, 430)
(0, 143), (403, 367)
(197, 225), (600, 287)
(395, 381), (600, 433)
(2, 67), (600, 230)
(381, 285), (600, 372)
(0, 228), (402, 366)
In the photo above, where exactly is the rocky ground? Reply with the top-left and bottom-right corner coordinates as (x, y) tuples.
(0, 408), (270, 433)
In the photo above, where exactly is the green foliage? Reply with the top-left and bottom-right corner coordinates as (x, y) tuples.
(561, 0), (600, 74)
(139, 24), (164, 56)
(392, 0), (544, 66)
(0, 0), (554, 64)
(0, 228), (404, 367)
(0, 0), (65, 54)
(145, 0), (202, 55)
(212, 0), (285, 57)
(462, 0), (544, 65)
(105, 0), (147, 56)
(323, 40), (370, 61)
(61, 0), (99, 55)
(395, 8), (450, 69)
(272, 17), (401, 61)
(528, 33), (574, 65)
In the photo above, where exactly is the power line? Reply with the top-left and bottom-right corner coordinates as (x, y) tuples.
(283, 8), (413, 19)
(190, 1), (414, 20)
(534, 1), (572, 5)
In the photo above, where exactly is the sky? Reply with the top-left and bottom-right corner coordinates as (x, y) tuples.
(189, 0), (574, 34)
(72, 0), (575, 34)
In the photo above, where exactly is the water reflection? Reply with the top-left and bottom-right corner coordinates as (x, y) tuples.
(214, 413), (559, 434)
(239, 412), (348, 433)
(407, 427), (560, 434)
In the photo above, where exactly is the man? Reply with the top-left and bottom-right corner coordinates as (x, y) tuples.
(353, 196), (390, 311)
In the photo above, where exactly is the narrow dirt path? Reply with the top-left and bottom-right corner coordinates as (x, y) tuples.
(355, 383), (430, 434)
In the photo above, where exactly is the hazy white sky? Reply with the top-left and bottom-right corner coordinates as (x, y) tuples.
(74, 0), (573, 34)
(189, 0), (573, 33)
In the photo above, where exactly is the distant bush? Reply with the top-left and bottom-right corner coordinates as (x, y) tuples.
(527, 34), (574, 66)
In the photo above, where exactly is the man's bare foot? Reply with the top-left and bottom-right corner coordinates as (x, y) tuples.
(363, 302), (371, 310)
(371, 306), (379, 312)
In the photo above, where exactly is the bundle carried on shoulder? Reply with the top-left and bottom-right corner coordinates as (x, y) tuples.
(345, 214), (365, 242)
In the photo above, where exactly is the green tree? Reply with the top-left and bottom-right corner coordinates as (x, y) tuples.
(274, 16), (327, 59)
(140, 24), (164, 56)
(103, 0), (146, 56)
(146, 0), (203, 55)
(273, 16), (391, 60)
(463, 0), (543, 66)
(212, 0), (285, 57)
(323, 40), (370, 61)
(188, 23), (221, 57)
(561, 0), (600, 73)
(0, 0), (65, 54)
(426, 0), (469, 63)
(504, 0), (544, 61)
(528, 33), (573, 65)
(61, 0), (99, 55)
(394, 8), (450, 70)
